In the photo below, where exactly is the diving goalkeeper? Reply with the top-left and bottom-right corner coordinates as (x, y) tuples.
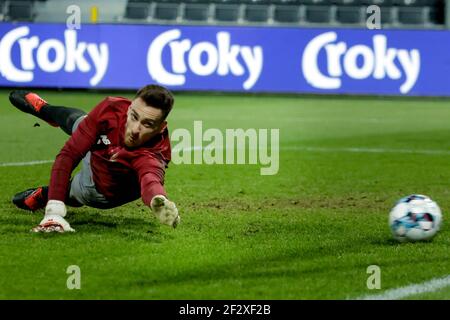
(9, 85), (180, 233)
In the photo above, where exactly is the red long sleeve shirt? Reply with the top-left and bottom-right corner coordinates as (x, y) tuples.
(48, 96), (171, 207)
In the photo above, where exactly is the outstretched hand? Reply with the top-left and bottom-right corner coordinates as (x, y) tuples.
(31, 200), (75, 233)
(31, 214), (75, 233)
(150, 195), (180, 228)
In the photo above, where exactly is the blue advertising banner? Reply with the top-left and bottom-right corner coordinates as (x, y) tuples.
(0, 23), (449, 96)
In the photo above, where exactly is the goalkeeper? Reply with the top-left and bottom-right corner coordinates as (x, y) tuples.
(9, 85), (180, 232)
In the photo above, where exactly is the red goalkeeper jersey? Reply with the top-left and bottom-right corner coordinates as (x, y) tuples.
(48, 96), (171, 207)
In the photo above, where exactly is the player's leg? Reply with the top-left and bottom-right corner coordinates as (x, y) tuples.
(11, 94), (91, 211)
(9, 90), (86, 135)
(12, 185), (82, 211)
(13, 154), (120, 211)
(68, 152), (118, 209)
(15, 171), (121, 211)
(12, 186), (48, 211)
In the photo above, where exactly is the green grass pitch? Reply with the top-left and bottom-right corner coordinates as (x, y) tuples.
(0, 89), (448, 299)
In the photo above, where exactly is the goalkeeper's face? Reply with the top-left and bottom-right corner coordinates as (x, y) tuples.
(124, 98), (166, 148)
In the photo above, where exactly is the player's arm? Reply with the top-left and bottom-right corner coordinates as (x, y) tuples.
(36, 101), (106, 232)
(47, 117), (98, 203)
(132, 155), (180, 228)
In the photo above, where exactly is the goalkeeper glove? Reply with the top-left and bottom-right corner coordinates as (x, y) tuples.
(150, 195), (180, 228)
(31, 200), (75, 233)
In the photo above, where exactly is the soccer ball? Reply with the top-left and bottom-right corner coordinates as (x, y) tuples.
(389, 195), (442, 242)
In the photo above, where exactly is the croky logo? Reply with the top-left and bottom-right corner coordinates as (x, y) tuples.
(302, 32), (420, 94)
(147, 29), (263, 90)
(0, 26), (108, 86)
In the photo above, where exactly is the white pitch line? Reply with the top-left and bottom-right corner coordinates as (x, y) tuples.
(354, 275), (450, 300)
(2, 146), (450, 168)
(175, 146), (450, 155)
(0, 160), (54, 167)
(286, 146), (450, 155)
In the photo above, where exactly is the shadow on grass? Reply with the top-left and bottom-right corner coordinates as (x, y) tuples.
(369, 237), (442, 246)
(67, 211), (168, 242)
(124, 232), (448, 297)
(1, 206), (169, 242)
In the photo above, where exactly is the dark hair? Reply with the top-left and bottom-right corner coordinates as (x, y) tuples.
(135, 84), (174, 120)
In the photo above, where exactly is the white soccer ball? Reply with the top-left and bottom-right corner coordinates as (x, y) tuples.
(389, 195), (442, 242)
